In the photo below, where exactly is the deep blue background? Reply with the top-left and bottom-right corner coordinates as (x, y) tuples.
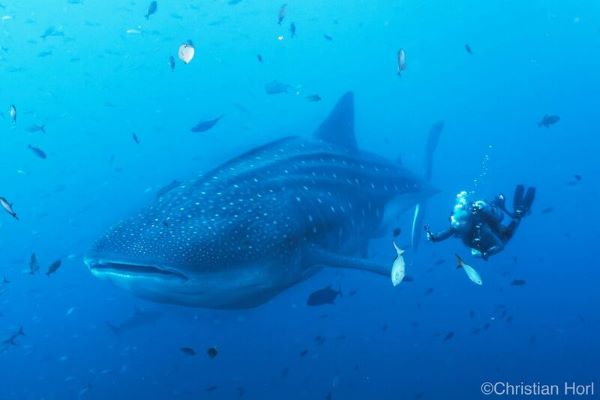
(0, 0), (598, 399)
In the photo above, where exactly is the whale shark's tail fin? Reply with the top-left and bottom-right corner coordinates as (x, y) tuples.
(314, 92), (357, 151)
(411, 121), (444, 252)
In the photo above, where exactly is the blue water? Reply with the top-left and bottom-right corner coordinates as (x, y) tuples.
(1, 0), (598, 399)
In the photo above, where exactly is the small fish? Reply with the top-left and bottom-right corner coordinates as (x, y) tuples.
(443, 331), (455, 341)
(277, 4), (287, 25)
(0, 197), (18, 220)
(8, 104), (16, 123)
(265, 80), (291, 95)
(455, 254), (483, 285)
(306, 94), (321, 102)
(425, 288), (434, 295)
(207, 346), (218, 358)
(168, 55), (175, 71)
(323, 34), (333, 41)
(228, 0), (242, 4)
(290, 22), (296, 37)
(397, 48), (406, 76)
(307, 285), (341, 306)
(511, 279), (527, 286)
(392, 227), (401, 237)
(178, 43), (195, 64)
(541, 207), (554, 214)
(180, 347), (196, 356)
(465, 43), (473, 54)
(191, 116), (222, 133)
(126, 28), (142, 35)
(28, 124), (46, 133)
(205, 386), (218, 392)
(391, 241), (406, 286)
(145, 1), (157, 19)
(29, 253), (39, 275)
(299, 349), (309, 357)
(257, 54), (263, 63)
(40, 26), (64, 39)
(3, 326), (25, 345)
(46, 259), (62, 277)
(132, 132), (140, 144)
(27, 145), (47, 159)
(538, 114), (560, 127)
(38, 50), (53, 58)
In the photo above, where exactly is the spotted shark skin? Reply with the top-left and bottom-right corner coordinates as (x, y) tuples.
(85, 92), (433, 309)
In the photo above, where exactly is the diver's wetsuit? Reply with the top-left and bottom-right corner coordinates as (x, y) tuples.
(429, 205), (519, 259)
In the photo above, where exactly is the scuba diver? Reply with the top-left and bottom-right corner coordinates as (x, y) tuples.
(424, 185), (535, 260)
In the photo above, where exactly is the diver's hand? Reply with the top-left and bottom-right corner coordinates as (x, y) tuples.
(424, 225), (433, 241)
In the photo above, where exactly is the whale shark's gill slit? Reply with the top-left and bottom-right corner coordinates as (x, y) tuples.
(94, 262), (188, 281)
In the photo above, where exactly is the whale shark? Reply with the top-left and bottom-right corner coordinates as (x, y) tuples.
(85, 92), (434, 309)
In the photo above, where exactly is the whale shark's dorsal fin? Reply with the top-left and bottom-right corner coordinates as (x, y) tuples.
(314, 91), (356, 150)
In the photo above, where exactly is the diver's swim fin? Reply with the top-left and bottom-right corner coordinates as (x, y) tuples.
(513, 184), (525, 212)
(522, 187), (536, 214)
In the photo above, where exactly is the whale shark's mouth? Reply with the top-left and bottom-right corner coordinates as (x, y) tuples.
(86, 259), (188, 281)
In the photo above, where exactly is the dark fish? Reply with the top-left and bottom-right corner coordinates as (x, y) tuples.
(541, 207), (554, 214)
(180, 347), (196, 356)
(37, 50), (53, 58)
(27, 145), (47, 159)
(191, 116), (222, 133)
(156, 179), (181, 199)
(306, 285), (341, 306)
(277, 4), (287, 25)
(306, 94), (322, 102)
(325, 392), (332, 400)
(483, 322), (491, 330)
(290, 22), (296, 37)
(205, 386), (218, 392)
(348, 288), (358, 296)
(506, 315), (513, 323)
(29, 253), (39, 275)
(434, 259), (445, 266)
(314, 335), (326, 345)
(228, 0), (242, 4)
(323, 34), (333, 41)
(168, 56), (175, 71)
(46, 259), (62, 276)
(207, 346), (218, 358)
(538, 114), (560, 127)
(3, 326), (25, 346)
(469, 310), (475, 319)
(299, 349), (308, 357)
(465, 44), (473, 54)
(392, 227), (401, 237)
(265, 80), (291, 95)
(132, 132), (140, 144)
(425, 288), (434, 296)
(145, 1), (157, 19)
(257, 54), (263, 63)
(28, 124), (46, 133)
(511, 279), (527, 286)
(567, 174), (582, 186)
(443, 331), (454, 341)
(280, 367), (289, 378)
(0, 197), (18, 220)
(574, 174), (582, 181)
(471, 328), (481, 334)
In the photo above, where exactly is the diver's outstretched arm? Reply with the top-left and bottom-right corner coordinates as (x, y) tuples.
(425, 225), (455, 243)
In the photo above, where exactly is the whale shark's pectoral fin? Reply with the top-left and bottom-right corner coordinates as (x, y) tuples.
(305, 246), (388, 277)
